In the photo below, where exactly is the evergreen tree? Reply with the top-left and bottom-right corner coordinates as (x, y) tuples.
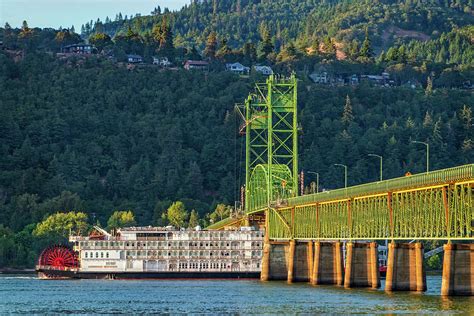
(258, 23), (273, 60)
(359, 27), (373, 58)
(342, 95), (354, 124)
(425, 76), (433, 95)
(204, 31), (217, 59)
(188, 210), (199, 228)
(158, 16), (175, 58)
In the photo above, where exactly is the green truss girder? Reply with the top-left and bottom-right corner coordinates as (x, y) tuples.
(267, 165), (474, 241)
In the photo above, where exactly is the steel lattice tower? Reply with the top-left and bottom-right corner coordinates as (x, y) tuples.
(242, 74), (299, 213)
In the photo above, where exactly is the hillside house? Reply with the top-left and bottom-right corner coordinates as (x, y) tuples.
(309, 72), (329, 84)
(184, 60), (209, 71)
(361, 72), (392, 86)
(127, 54), (143, 64)
(62, 44), (94, 54)
(153, 56), (172, 67)
(254, 65), (273, 76)
(226, 62), (250, 75)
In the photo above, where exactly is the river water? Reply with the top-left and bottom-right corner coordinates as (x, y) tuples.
(0, 274), (472, 314)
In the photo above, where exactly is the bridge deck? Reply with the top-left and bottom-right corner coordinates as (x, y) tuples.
(208, 165), (473, 240)
(269, 164), (473, 241)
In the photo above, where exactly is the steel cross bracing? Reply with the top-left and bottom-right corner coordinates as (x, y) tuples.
(243, 75), (299, 213)
(209, 75), (473, 241)
(268, 164), (474, 241)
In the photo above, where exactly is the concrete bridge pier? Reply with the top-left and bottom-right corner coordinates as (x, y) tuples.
(385, 242), (426, 292)
(344, 242), (380, 289)
(261, 240), (313, 282)
(441, 243), (474, 296)
(311, 241), (344, 285)
(288, 240), (314, 283)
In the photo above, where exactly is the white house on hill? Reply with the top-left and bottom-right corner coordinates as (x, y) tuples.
(254, 65), (273, 76)
(226, 62), (250, 75)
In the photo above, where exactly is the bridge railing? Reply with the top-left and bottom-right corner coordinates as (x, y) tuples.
(268, 164), (474, 241)
(286, 164), (474, 206)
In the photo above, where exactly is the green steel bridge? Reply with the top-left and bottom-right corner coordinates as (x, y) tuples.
(208, 74), (473, 242)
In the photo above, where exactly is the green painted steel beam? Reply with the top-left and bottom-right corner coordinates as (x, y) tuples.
(244, 74), (299, 214)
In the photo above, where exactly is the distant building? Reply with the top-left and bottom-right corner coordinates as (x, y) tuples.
(127, 54), (143, 64)
(254, 65), (273, 76)
(62, 44), (94, 54)
(361, 72), (392, 86)
(184, 60), (209, 71)
(153, 56), (172, 67)
(309, 71), (329, 84)
(350, 74), (359, 85)
(226, 62), (250, 75)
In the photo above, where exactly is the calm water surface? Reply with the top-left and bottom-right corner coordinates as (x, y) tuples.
(1, 275), (473, 314)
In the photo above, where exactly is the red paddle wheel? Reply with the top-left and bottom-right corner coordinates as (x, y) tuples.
(38, 245), (79, 269)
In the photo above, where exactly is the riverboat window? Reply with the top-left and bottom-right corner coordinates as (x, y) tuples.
(96, 252), (99, 258)
(85, 252), (88, 258)
(101, 252), (104, 258)
(131, 243), (135, 247)
(126, 243), (129, 247)
(106, 253), (109, 258)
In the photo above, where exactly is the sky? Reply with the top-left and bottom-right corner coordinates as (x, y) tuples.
(0, 0), (188, 30)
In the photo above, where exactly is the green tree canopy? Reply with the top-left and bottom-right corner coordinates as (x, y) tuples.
(165, 201), (188, 228)
(210, 203), (231, 223)
(188, 209), (199, 228)
(107, 210), (137, 230)
(33, 212), (88, 239)
(89, 32), (112, 51)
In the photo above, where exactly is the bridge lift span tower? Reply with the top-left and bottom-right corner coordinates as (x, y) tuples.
(242, 74), (299, 215)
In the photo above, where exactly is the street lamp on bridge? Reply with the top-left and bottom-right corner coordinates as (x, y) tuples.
(307, 171), (319, 193)
(368, 154), (383, 181)
(334, 164), (348, 189)
(411, 140), (430, 173)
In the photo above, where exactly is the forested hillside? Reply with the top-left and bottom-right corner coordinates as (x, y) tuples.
(83, 0), (473, 51)
(0, 0), (473, 268)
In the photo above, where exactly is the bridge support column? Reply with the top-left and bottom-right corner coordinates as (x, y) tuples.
(385, 242), (426, 292)
(307, 241), (314, 283)
(260, 241), (270, 281)
(441, 243), (474, 296)
(287, 240), (296, 283)
(344, 242), (380, 289)
(311, 242), (344, 285)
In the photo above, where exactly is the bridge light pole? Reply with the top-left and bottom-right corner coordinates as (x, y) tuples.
(411, 140), (429, 173)
(334, 164), (348, 188)
(307, 171), (319, 193)
(368, 154), (383, 181)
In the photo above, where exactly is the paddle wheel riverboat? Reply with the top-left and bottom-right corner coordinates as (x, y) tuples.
(36, 226), (263, 279)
